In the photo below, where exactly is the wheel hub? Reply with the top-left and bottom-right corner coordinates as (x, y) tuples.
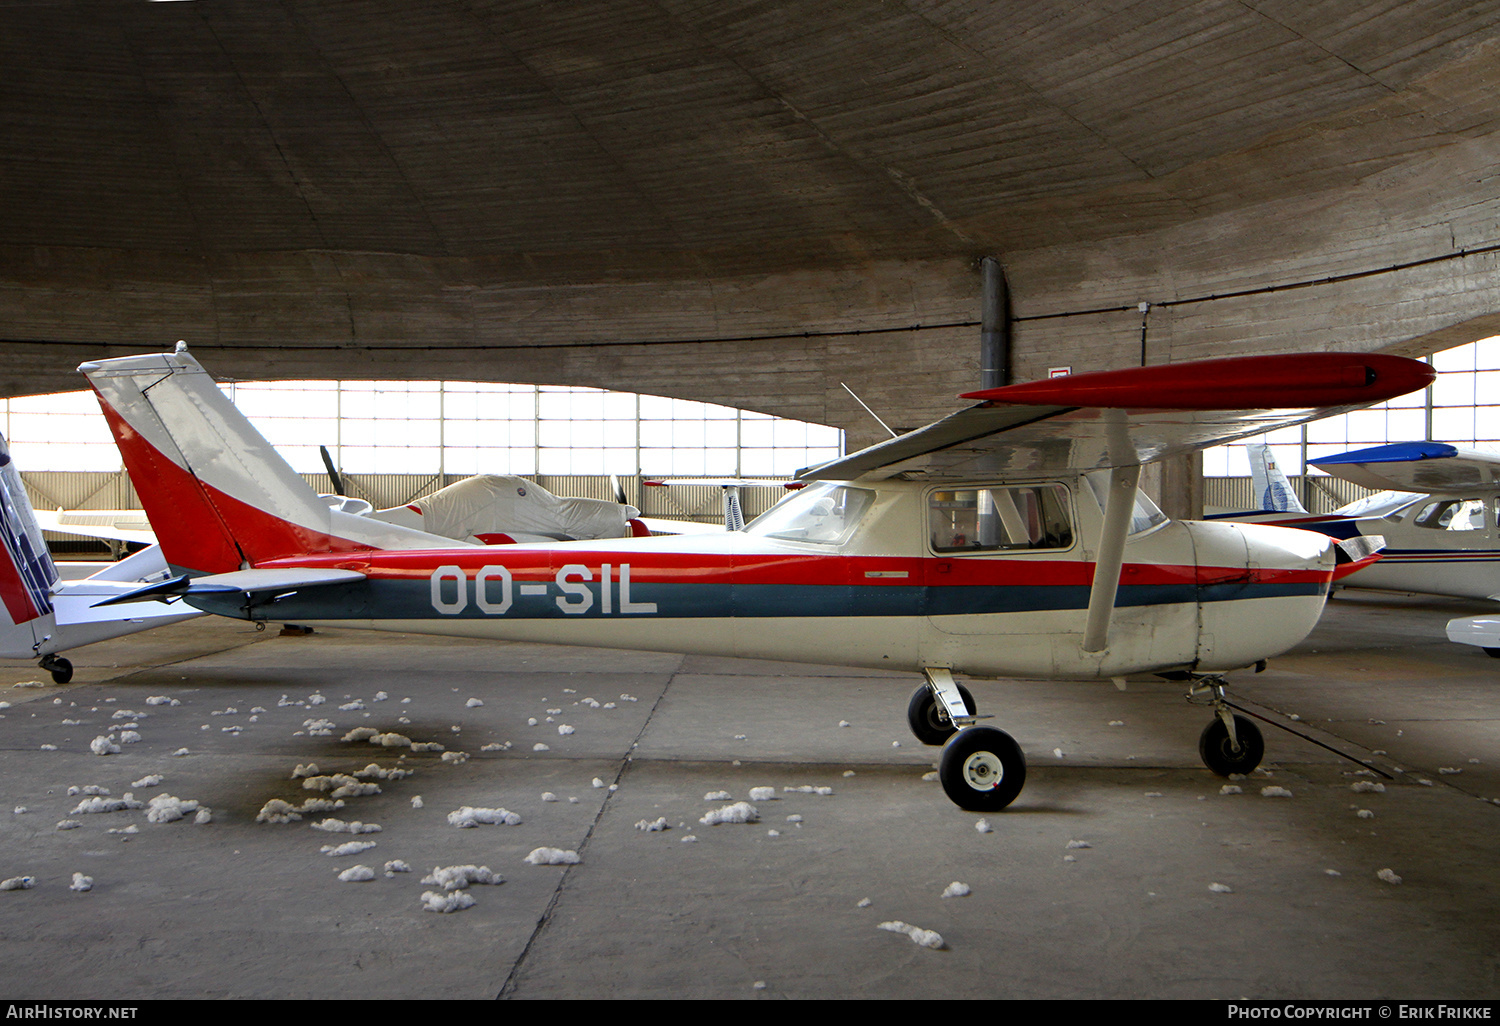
(962, 751), (1003, 791)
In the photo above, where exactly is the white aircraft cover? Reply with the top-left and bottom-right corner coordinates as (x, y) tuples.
(411, 475), (640, 542)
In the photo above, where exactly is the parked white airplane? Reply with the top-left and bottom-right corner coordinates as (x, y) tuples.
(0, 432), (203, 683)
(84, 347), (1428, 810)
(1224, 441), (1500, 601)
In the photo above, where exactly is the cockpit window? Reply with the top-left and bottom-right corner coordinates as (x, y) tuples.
(1083, 472), (1168, 535)
(929, 484), (1074, 553)
(744, 483), (874, 546)
(1413, 497), (1485, 531)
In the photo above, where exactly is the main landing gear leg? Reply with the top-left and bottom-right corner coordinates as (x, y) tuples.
(1188, 676), (1264, 777)
(914, 668), (1028, 812)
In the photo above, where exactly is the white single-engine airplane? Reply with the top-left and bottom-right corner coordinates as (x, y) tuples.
(0, 432), (203, 682)
(1223, 440), (1500, 601)
(84, 347), (1430, 811)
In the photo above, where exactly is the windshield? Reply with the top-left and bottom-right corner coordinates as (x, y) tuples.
(744, 483), (874, 545)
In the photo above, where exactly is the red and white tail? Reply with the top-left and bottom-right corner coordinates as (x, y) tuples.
(0, 431), (59, 654)
(81, 350), (353, 575)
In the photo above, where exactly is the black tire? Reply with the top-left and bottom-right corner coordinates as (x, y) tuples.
(1483, 647), (1500, 659)
(1198, 715), (1264, 776)
(43, 656), (73, 685)
(939, 726), (1026, 811)
(906, 682), (976, 746)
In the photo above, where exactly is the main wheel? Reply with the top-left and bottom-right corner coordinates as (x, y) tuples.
(906, 682), (976, 745)
(939, 726), (1026, 811)
(1198, 714), (1264, 776)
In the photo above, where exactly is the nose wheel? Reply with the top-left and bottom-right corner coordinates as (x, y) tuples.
(1187, 676), (1265, 776)
(938, 726), (1027, 812)
(39, 654), (72, 684)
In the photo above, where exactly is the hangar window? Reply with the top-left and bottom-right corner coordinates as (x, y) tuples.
(928, 485), (1073, 553)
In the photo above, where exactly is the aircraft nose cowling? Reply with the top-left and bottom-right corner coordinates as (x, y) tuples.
(1186, 520), (1336, 672)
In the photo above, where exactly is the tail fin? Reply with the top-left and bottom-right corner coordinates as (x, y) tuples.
(81, 350), (344, 574)
(1246, 442), (1308, 514)
(0, 432), (59, 656)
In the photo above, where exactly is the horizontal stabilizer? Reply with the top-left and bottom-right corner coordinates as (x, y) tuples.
(1312, 442), (1500, 493)
(95, 567), (366, 607)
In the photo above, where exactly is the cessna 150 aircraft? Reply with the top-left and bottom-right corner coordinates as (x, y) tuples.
(82, 347), (1430, 811)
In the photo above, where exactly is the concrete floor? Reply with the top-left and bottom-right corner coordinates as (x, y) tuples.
(1, 586), (1497, 1000)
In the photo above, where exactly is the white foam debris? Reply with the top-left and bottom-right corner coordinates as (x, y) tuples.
(146, 795), (203, 823)
(891, 741), (900, 748)
(767, 829), (780, 837)
(464, 698), (485, 709)
(603, 702), (615, 710)
(975, 819), (992, 833)
(783, 785), (833, 796)
(480, 742), (511, 752)
(857, 897), (871, 908)
(354, 763), (413, 781)
(878, 920), (944, 949)
(342, 727), (380, 742)
(592, 777), (606, 789)
(582, 698), (600, 708)
(302, 718), (336, 736)
(1357, 809), (1375, 819)
(171, 748), (189, 757)
(1325, 869), (1342, 877)
(70, 785), (108, 797)
(1417, 778), (1433, 787)
(338, 701), (365, 712)
(12, 807), (25, 815)
(447, 806), (521, 828)
(680, 835), (697, 843)
(1065, 840), (1092, 849)
(1438, 767), (1462, 775)
(69, 873), (92, 892)
(308, 694), (326, 706)
(337, 865), (376, 882)
(532, 743), (551, 752)
(110, 709), (147, 720)
(557, 724), (575, 736)
(921, 771), (938, 782)
(131, 775), (164, 788)
(39, 745), (57, 751)
(1260, 786), (1294, 798)
(1209, 882), (1233, 894)
(70, 794), (144, 815)
(145, 696), (179, 706)
(843, 770), (856, 777)
(89, 736), (120, 756)
(1469, 758), (1481, 765)
(440, 751), (469, 764)
(421, 890), (476, 913)
(321, 840), (378, 857)
(422, 865), (502, 890)
(369, 732), (412, 748)
(194, 808), (212, 825)
(635, 817), (670, 832)
(786, 814), (803, 824)
(1351, 781), (1386, 794)
(620, 694), (638, 702)
(55, 821), (80, 831)
(256, 800), (302, 824)
(384, 860), (411, 876)
(704, 790), (732, 801)
(62, 719), (80, 725)
(1219, 785), (1243, 795)
(941, 882), (971, 898)
(527, 718), (538, 727)
(1053, 748), (1064, 758)
(838, 720), (850, 728)
(450, 725), (461, 733)
(1109, 720), (1124, 726)
(410, 796), (423, 809)
(700, 802), (759, 826)
(119, 731), (143, 744)
(748, 787), (776, 802)
(13, 681), (44, 688)
(1, 876), (36, 891)
(1377, 868), (1403, 885)
(1144, 791), (1163, 798)
(524, 847), (580, 866)
(311, 818), (381, 834)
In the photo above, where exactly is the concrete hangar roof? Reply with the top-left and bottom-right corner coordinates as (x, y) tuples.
(4, 1), (1500, 439)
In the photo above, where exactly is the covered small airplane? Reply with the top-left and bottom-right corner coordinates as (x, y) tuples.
(1223, 441), (1500, 601)
(83, 347), (1430, 811)
(0, 432), (203, 682)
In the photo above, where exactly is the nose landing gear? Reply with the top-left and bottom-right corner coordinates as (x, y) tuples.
(1188, 676), (1265, 777)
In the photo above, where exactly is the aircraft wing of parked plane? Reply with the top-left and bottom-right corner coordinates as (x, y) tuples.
(1222, 440), (1500, 603)
(82, 347), (1431, 811)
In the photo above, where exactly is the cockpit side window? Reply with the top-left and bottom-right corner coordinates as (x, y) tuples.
(929, 485), (1074, 553)
(1413, 497), (1485, 531)
(744, 483), (875, 546)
